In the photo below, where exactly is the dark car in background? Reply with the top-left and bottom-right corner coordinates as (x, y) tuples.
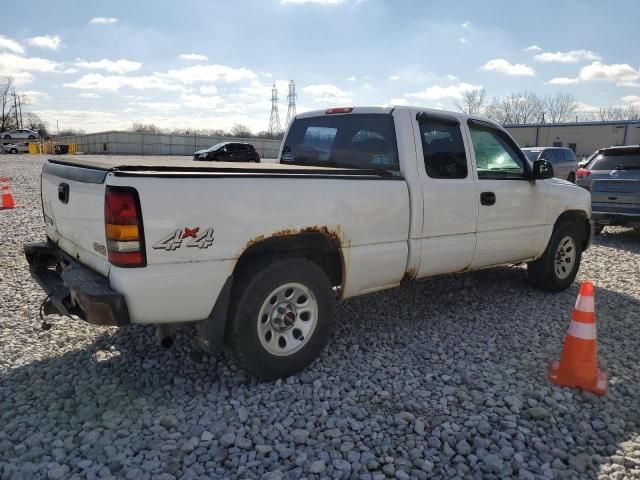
(521, 147), (578, 182)
(193, 142), (260, 162)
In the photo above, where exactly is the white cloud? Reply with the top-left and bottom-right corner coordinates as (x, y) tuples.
(445, 74), (460, 81)
(388, 97), (409, 106)
(63, 68), (78, 74)
(0, 35), (24, 54)
(89, 17), (119, 24)
(180, 93), (221, 109)
(461, 21), (470, 28)
(578, 61), (639, 83)
(404, 82), (481, 101)
(523, 45), (542, 52)
(22, 90), (49, 103)
(346, 76), (357, 81)
(459, 37), (467, 44)
(75, 58), (142, 74)
(481, 58), (535, 76)
(199, 85), (218, 95)
(281, 0), (346, 4)
(302, 83), (351, 103)
(160, 64), (257, 84)
(622, 95), (640, 106)
(0, 52), (61, 84)
(63, 73), (183, 92)
(179, 53), (209, 61)
(78, 92), (100, 98)
(388, 75), (400, 81)
(534, 49), (600, 63)
(547, 77), (579, 85)
(130, 101), (182, 111)
(618, 81), (640, 88)
(27, 35), (62, 51)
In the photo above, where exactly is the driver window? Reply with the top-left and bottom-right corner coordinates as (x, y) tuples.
(469, 124), (525, 180)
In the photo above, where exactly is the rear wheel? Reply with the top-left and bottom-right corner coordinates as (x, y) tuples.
(228, 257), (334, 379)
(28, 135), (35, 139)
(567, 172), (576, 183)
(528, 222), (584, 292)
(10, 148), (17, 154)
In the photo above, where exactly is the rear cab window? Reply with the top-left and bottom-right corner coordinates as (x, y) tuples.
(418, 117), (467, 179)
(281, 114), (399, 172)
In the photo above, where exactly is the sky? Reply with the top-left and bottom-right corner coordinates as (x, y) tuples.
(1, 0), (639, 133)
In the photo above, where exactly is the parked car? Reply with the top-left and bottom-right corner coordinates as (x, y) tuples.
(193, 142), (260, 162)
(522, 147), (578, 182)
(591, 178), (640, 234)
(1, 142), (28, 154)
(25, 106), (593, 379)
(1, 128), (40, 140)
(578, 150), (599, 169)
(576, 145), (640, 190)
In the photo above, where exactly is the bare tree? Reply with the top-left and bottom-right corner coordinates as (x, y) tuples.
(0, 77), (16, 132)
(598, 105), (640, 121)
(542, 93), (578, 123)
(230, 123), (252, 138)
(455, 88), (487, 115)
(23, 112), (48, 137)
(484, 91), (543, 124)
(130, 122), (164, 134)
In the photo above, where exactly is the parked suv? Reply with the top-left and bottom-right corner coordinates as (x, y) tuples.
(2, 129), (40, 140)
(576, 145), (640, 190)
(193, 142), (260, 162)
(522, 147), (578, 182)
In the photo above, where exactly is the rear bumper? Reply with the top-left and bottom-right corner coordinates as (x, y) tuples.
(592, 211), (640, 227)
(24, 241), (130, 326)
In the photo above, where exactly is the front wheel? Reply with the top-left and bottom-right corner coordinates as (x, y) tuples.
(528, 222), (584, 292)
(228, 257), (334, 379)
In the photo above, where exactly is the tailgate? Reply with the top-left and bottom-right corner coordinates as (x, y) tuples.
(591, 179), (640, 206)
(41, 160), (111, 276)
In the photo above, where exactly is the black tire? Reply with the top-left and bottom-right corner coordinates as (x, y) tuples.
(10, 148), (17, 154)
(28, 135), (35, 139)
(3, 135), (11, 139)
(228, 257), (334, 379)
(567, 172), (576, 183)
(528, 222), (585, 292)
(594, 224), (605, 235)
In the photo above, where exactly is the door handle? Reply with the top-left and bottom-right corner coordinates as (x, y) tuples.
(480, 191), (496, 206)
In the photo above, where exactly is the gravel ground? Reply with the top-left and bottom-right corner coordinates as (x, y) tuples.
(1, 154), (639, 480)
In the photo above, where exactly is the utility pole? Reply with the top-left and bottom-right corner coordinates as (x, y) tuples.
(12, 89), (19, 128)
(286, 80), (297, 126)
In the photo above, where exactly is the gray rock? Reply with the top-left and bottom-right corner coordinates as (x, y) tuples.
(309, 460), (326, 474)
(527, 407), (549, 420)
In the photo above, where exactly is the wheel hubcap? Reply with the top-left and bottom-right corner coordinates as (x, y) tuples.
(555, 236), (576, 280)
(257, 282), (318, 356)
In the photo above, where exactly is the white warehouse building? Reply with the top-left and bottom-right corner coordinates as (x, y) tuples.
(504, 120), (640, 160)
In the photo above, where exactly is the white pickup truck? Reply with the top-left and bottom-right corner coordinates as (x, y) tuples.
(25, 107), (593, 379)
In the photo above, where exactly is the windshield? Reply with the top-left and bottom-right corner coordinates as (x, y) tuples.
(207, 143), (226, 152)
(281, 114), (399, 171)
(590, 151), (640, 170)
(522, 150), (542, 162)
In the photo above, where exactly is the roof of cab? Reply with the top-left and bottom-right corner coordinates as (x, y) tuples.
(294, 105), (504, 130)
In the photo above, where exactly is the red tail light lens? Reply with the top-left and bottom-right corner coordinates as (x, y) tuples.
(576, 168), (591, 178)
(325, 107), (353, 114)
(105, 186), (146, 267)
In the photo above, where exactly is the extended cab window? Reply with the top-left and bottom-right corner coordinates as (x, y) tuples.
(419, 120), (467, 179)
(469, 123), (526, 180)
(281, 114), (399, 171)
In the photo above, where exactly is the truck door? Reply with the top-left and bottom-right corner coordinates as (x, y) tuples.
(466, 120), (549, 267)
(414, 112), (479, 277)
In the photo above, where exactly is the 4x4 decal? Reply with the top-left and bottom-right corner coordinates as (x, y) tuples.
(153, 227), (215, 251)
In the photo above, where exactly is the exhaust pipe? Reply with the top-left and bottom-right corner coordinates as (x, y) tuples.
(155, 326), (174, 349)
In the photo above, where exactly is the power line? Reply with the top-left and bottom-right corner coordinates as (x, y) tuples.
(268, 83), (281, 136)
(286, 80), (296, 126)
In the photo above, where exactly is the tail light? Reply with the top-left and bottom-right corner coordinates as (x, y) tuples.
(105, 186), (146, 267)
(325, 107), (353, 114)
(576, 168), (591, 178)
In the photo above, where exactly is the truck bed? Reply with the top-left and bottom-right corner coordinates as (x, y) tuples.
(48, 155), (397, 178)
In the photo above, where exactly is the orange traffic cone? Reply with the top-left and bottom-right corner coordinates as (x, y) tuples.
(1, 176), (16, 209)
(548, 281), (607, 395)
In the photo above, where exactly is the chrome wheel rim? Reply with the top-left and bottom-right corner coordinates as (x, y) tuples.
(257, 282), (318, 356)
(555, 236), (576, 280)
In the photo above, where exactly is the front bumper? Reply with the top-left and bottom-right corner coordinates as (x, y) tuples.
(24, 241), (130, 326)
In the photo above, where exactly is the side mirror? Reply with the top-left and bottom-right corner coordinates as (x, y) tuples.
(532, 159), (554, 180)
